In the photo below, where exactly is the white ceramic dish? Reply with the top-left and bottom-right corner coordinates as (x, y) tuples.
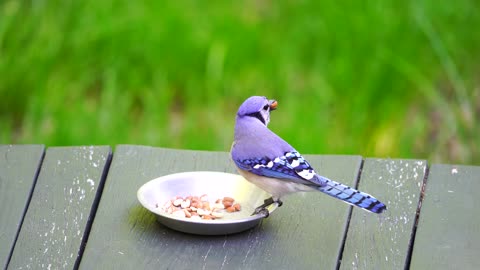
(137, 171), (278, 235)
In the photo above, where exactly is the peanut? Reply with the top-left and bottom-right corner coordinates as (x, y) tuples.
(233, 203), (241, 211)
(202, 214), (214, 220)
(173, 198), (183, 207)
(223, 197), (235, 203)
(213, 203), (225, 210)
(172, 210), (186, 218)
(180, 199), (191, 209)
(222, 201), (233, 208)
(203, 202), (211, 211)
(183, 209), (192, 218)
(212, 211), (224, 218)
(197, 208), (212, 216)
(191, 201), (199, 208)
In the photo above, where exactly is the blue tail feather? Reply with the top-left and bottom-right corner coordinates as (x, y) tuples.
(316, 176), (386, 214)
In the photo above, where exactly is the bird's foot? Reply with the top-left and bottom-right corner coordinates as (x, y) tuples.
(253, 207), (270, 218)
(277, 199), (283, 207)
(251, 197), (283, 217)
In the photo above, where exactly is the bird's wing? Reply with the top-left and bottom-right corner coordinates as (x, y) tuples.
(234, 151), (325, 187)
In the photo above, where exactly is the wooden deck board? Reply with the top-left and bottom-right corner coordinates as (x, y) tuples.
(410, 164), (480, 269)
(80, 145), (362, 270)
(0, 145), (45, 269)
(340, 158), (427, 269)
(7, 146), (111, 270)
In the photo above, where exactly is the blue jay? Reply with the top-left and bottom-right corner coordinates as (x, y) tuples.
(231, 96), (386, 216)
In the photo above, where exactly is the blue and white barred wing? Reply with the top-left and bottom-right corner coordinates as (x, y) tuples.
(234, 151), (324, 185)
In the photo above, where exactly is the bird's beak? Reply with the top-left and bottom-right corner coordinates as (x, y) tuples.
(269, 100), (278, 110)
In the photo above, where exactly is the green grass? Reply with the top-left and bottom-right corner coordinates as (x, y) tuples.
(1, 0), (479, 165)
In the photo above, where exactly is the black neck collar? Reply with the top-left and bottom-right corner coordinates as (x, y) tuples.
(246, 112), (265, 125)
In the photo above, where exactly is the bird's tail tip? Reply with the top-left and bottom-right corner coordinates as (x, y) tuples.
(367, 200), (387, 214)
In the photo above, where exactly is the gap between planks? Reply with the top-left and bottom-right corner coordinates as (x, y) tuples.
(73, 151), (113, 270)
(5, 149), (46, 270)
(404, 162), (430, 270)
(335, 158), (365, 270)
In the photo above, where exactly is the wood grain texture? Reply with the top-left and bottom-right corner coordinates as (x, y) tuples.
(0, 145), (45, 270)
(340, 158), (427, 270)
(410, 164), (480, 269)
(80, 145), (363, 270)
(7, 146), (111, 270)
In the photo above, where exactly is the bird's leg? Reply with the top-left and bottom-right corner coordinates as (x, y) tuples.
(252, 197), (283, 217)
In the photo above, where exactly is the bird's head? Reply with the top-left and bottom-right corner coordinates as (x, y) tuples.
(236, 96), (278, 126)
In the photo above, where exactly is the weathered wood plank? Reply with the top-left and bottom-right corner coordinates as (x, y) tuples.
(0, 145), (45, 270)
(410, 164), (480, 269)
(7, 146), (111, 270)
(340, 158), (426, 269)
(80, 145), (362, 270)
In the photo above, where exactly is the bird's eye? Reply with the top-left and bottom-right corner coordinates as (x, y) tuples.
(263, 105), (269, 110)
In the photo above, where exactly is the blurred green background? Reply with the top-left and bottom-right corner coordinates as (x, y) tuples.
(1, 1), (479, 165)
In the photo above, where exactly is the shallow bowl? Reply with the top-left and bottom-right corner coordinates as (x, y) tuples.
(137, 171), (278, 235)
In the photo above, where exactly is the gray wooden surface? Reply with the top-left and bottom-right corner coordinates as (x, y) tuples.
(80, 145), (362, 270)
(0, 145), (45, 270)
(2, 144), (480, 269)
(410, 164), (480, 269)
(7, 146), (111, 270)
(340, 158), (427, 269)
